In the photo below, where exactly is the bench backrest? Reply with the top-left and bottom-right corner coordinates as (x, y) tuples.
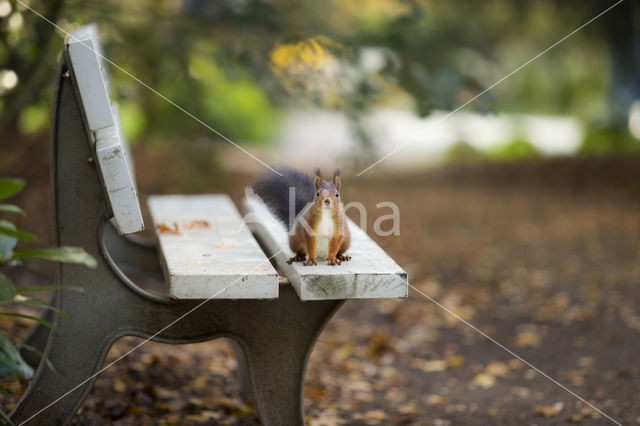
(66, 24), (144, 235)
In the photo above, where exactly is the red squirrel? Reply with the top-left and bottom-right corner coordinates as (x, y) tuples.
(252, 167), (351, 266)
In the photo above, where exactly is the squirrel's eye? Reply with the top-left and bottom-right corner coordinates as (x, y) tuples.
(316, 191), (320, 197)
(335, 192), (339, 197)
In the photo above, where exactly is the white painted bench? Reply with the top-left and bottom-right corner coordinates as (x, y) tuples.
(11, 24), (408, 426)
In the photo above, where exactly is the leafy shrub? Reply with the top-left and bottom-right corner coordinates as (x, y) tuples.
(484, 139), (541, 161)
(578, 126), (640, 155)
(444, 141), (484, 163)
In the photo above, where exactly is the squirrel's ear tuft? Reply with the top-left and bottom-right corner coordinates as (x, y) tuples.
(314, 175), (322, 191)
(333, 169), (341, 191)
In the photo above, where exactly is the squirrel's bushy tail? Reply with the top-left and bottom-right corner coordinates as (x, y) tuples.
(252, 167), (314, 228)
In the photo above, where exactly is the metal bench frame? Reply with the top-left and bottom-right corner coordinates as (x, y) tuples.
(10, 42), (343, 426)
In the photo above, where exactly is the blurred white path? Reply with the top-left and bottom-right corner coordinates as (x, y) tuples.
(223, 108), (583, 173)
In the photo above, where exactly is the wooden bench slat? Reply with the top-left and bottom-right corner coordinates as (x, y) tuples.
(94, 127), (144, 234)
(68, 34), (113, 132)
(69, 24), (111, 92)
(148, 195), (279, 299)
(68, 26), (144, 235)
(242, 195), (408, 301)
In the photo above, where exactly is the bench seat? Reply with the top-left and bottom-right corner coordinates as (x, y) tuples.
(148, 195), (278, 299)
(243, 195), (408, 301)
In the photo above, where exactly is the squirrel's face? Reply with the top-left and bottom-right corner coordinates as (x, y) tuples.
(314, 169), (342, 210)
(315, 185), (339, 210)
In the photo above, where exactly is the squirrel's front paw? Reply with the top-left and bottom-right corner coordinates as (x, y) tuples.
(303, 258), (317, 266)
(287, 253), (306, 264)
(327, 257), (341, 266)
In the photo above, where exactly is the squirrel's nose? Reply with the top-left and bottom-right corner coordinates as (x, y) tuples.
(324, 199), (330, 206)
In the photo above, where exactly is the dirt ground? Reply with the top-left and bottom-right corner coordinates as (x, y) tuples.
(1, 138), (639, 425)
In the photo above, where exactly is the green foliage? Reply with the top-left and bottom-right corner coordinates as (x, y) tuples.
(0, 180), (25, 201)
(12, 248), (97, 267)
(578, 126), (640, 155)
(0, 178), (95, 413)
(445, 139), (541, 163)
(0, 225), (15, 265)
(484, 139), (541, 161)
(444, 141), (484, 163)
(0, 274), (16, 302)
(0, 328), (32, 384)
(117, 101), (146, 144)
(0, 221), (36, 243)
(17, 104), (49, 135)
(190, 54), (278, 144)
(0, 205), (24, 215)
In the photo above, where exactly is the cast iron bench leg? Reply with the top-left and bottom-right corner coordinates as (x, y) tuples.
(232, 290), (343, 426)
(11, 292), (118, 424)
(145, 285), (342, 426)
(231, 340), (253, 399)
(20, 305), (54, 370)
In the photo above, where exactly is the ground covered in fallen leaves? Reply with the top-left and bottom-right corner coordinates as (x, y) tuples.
(2, 151), (639, 425)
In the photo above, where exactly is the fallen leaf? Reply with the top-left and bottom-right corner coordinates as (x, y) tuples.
(514, 331), (540, 347)
(112, 378), (127, 393)
(398, 402), (421, 415)
(411, 359), (447, 372)
(153, 386), (179, 399)
(367, 330), (396, 357)
(473, 373), (496, 388)
(184, 220), (210, 229)
(190, 376), (208, 391)
(565, 413), (583, 423)
(446, 355), (464, 368)
(485, 361), (509, 377)
(184, 414), (211, 423)
(363, 410), (387, 420)
(578, 357), (594, 368)
(306, 385), (327, 400)
(159, 413), (182, 424)
(214, 396), (253, 416)
(425, 394), (446, 405)
(535, 402), (564, 417)
(508, 359), (524, 370)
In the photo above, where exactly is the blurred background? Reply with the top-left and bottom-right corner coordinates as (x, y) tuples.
(1, 0), (640, 424)
(1, 0), (640, 176)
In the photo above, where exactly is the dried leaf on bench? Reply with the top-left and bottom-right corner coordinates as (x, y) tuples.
(183, 220), (210, 229)
(156, 222), (180, 234)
